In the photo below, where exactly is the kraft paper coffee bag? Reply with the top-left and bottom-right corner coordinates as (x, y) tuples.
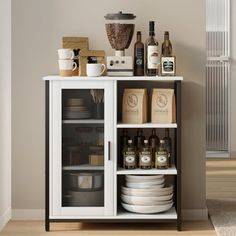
(151, 89), (176, 123)
(122, 89), (147, 124)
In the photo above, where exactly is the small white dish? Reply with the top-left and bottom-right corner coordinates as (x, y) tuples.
(126, 179), (164, 188)
(121, 194), (173, 205)
(126, 175), (164, 181)
(125, 177), (164, 183)
(121, 202), (173, 214)
(121, 185), (173, 197)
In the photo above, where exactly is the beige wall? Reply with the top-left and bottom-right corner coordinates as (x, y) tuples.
(12, 0), (206, 214)
(0, 0), (11, 230)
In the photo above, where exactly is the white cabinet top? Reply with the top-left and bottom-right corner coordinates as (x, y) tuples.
(43, 75), (183, 81)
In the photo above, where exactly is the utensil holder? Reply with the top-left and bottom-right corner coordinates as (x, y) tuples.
(95, 103), (104, 119)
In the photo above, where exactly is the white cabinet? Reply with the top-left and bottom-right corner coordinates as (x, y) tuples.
(48, 80), (114, 218)
(45, 76), (182, 231)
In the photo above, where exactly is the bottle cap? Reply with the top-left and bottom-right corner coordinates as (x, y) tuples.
(149, 21), (155, 36)
(164, 31), (169, 39)
(149, 21), (154, 30)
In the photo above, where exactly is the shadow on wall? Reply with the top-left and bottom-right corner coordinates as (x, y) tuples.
(174, 42), (206, 209)
(174, 41), (206, 80)
(175, 40), (206, 131)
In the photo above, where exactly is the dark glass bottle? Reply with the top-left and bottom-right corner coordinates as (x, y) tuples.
(163, 128), (172, 167)
(134, 31), (144, 76)
(134, 129), (145, 167)
(134, 129), (145, 151)
(146, 21), (159, 76)
(139, 140), (152, 169)
(120, 129), (130, 167)
(160, 31), (176, 76)
(120, 129), (130, 150)
(161, 31), (172, 56)
(148, 129), (160, 167)
(155, 140), (169, 169)
(123, 140), (137, 169)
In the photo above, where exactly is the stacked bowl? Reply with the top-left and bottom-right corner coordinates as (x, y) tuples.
(121, 175), (173, 214)
(64, 98), (91, 119)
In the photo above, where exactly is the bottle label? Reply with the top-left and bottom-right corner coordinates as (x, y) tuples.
(124, 152), (136, 167)
(135, 48), (144, 66)
(139, 152), (152, 167)
(155, 152), (168, 168)
(147, 46), (159, 69)
(161, 56), (175, 75)
(125, 156), (135, 163)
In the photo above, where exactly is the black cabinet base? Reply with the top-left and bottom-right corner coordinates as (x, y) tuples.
(45, 219), (182, 231)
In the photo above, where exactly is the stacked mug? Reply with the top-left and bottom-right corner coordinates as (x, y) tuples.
(58, 49), (77, 76)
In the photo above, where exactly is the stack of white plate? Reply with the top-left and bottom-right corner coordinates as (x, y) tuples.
(64, 98), (91, 119)
(121, 175), (173, 214)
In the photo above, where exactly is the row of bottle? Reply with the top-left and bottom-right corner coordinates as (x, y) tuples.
(134, 21), (175, 76)
(120, 129), (172, 169)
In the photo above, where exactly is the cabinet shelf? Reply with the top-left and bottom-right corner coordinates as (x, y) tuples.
(62, 164), (104, 171)
(117, 165), (177, 175)
(62, 119), (104, 124)
(44, 75), (183, 81)
(116, 123), (177, 129)
(116, 206), (177, 219)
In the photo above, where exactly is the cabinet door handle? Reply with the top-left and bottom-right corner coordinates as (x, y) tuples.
(108, 141), (111, 161)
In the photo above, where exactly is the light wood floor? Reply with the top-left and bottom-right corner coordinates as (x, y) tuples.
(3, 159), (236, 235)
(0, 221), (216, 236)
(206, 159), (236, 199)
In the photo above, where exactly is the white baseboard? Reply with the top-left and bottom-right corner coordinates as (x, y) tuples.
(12, 208), (208, 221)
(12, 209), (45, 220)
(206, 150), (230, 158)
(182, 208), (208, 221)
(0, 207), (11, 231)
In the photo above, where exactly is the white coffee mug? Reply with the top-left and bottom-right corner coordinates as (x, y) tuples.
(58, 59), (77, 76)
(86, 63), (106, 77)
(58, 49), (75, 60)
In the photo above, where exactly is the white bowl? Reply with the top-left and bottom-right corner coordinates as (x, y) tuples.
(67, 98), (84, 106)
(126, 179), (165, 188)
(121, 194), (173, 205)
(121, 185), (173, 197)
(121, 202), (173, 214)
(125, 177), (165, 184)
(126, 175), (164, 182)
(64, 111), (91, 119)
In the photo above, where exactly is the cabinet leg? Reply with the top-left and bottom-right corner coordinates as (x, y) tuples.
(45, 220), (50, 231)
(177, 220), (182, 231)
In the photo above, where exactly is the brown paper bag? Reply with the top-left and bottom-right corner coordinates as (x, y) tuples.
(122, 89), (147, 124)
(151, 89), (176, 123)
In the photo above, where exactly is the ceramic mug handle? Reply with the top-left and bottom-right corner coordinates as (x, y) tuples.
(72, 62), (77, 71)
(99, 64), (106, 76)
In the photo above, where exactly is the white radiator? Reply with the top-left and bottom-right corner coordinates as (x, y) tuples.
(206, 61), (229, 151)
(206, 0), (230, 154)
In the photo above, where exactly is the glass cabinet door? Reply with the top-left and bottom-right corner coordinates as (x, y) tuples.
(50, 81), (114, 217)
(62, 89), (105, 208)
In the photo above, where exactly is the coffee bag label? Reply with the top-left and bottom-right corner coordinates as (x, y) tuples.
(151, 89), (176, 124)
(122, 89), (147, 124)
